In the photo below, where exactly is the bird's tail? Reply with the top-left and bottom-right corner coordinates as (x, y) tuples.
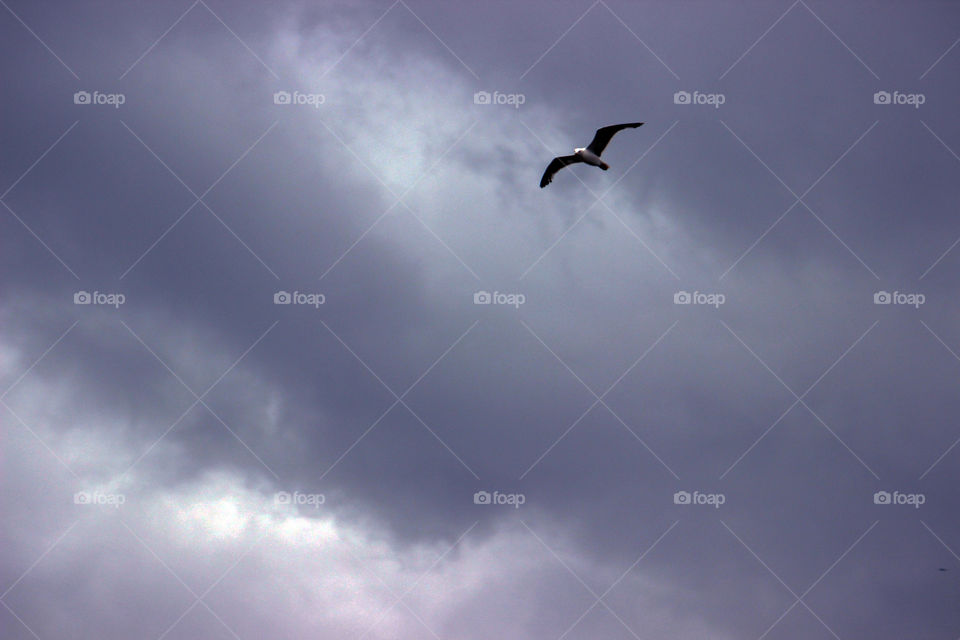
(600, 161), (610, 170)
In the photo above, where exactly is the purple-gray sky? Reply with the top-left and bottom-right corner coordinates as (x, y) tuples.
(3, 1), (960, 638)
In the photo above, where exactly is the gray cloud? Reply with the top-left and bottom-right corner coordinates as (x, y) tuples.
(3, 1), (960, 638)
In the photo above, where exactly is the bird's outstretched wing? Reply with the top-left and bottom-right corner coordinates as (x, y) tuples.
(586, 122), (644, 156)
(540, 154), (583, 188)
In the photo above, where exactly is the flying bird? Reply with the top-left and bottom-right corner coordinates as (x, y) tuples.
(540, 122), (644, 188)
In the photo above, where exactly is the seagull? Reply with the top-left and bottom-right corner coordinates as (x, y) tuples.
(540, 122), (644, 188)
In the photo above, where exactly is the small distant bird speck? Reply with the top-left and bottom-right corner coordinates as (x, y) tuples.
(540, 122), (643, 188)
(939, 567), (948, 571)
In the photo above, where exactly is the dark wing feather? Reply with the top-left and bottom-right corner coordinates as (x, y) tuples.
(540, 154), (583, 188)
(586, 122), (644, 156)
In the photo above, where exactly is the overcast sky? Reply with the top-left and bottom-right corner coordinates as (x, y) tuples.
(3, 1), (960, 638)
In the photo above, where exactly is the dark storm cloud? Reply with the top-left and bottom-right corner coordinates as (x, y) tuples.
(4, 1), (960, 638)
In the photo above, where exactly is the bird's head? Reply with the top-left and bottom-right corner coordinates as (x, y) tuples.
(574, 147), (585, 155)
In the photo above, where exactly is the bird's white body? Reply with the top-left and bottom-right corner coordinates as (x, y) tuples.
(574, 147), (608, 169)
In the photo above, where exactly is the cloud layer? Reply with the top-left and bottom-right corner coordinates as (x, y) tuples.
(3, 1), (960, 638)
